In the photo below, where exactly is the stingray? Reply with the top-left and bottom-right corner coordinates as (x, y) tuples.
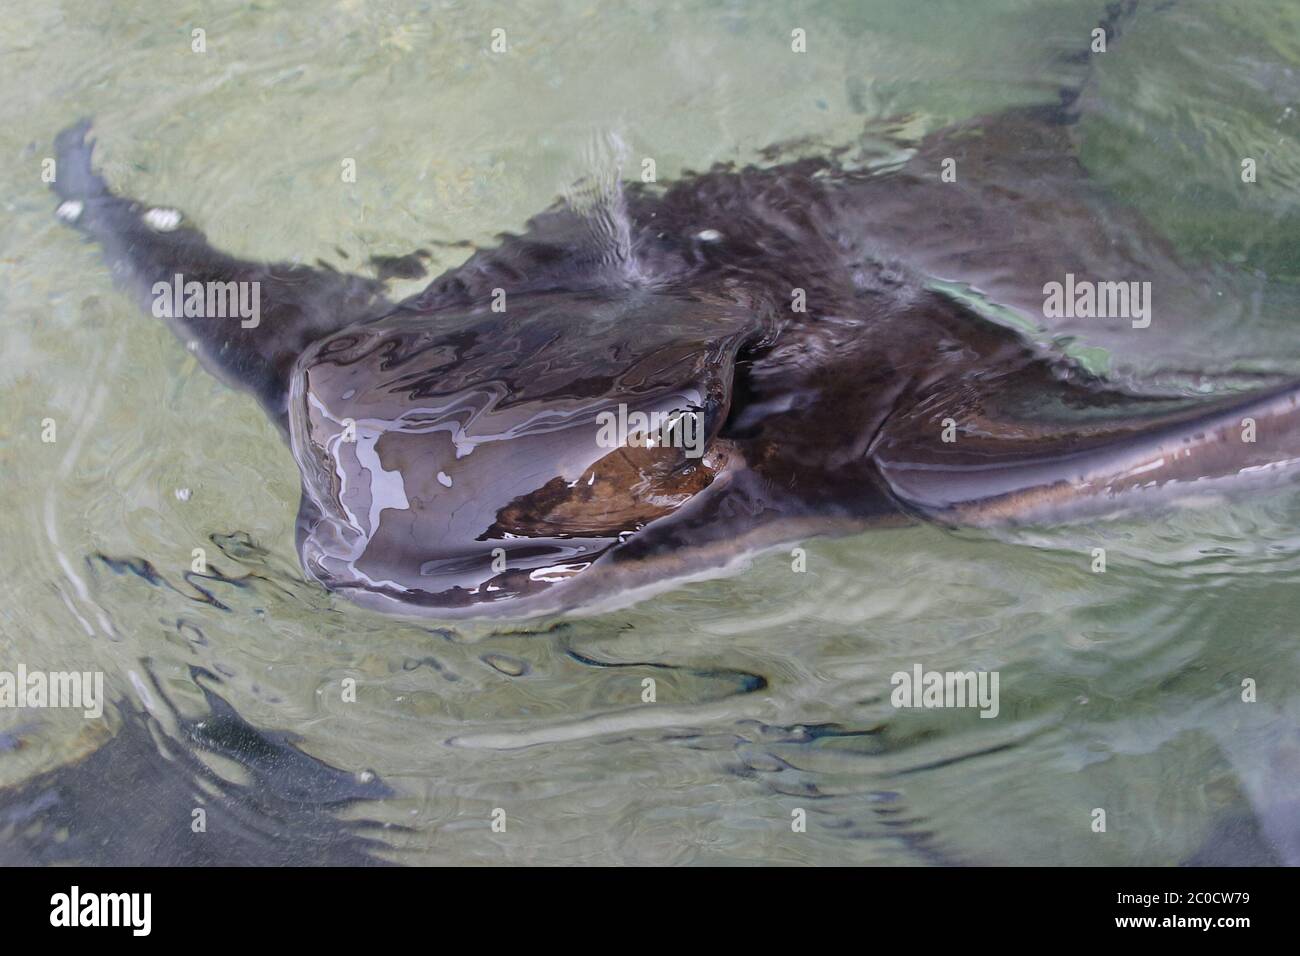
(49, 3), (1300, 619)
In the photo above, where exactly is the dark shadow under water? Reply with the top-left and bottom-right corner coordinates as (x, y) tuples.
(0, 671), (396, 866)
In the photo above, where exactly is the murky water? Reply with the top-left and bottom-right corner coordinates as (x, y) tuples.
(3, 0), (1300, 865)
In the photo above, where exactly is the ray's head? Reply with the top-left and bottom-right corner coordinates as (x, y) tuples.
(287, 290), (755, 616)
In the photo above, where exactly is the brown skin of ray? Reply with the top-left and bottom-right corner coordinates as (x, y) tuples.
(487, 439), (736, 539)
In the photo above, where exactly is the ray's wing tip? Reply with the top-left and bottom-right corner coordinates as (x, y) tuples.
(52, 117), (110, 205)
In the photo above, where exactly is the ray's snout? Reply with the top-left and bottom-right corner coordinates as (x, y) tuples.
(287, 291), (755, 614)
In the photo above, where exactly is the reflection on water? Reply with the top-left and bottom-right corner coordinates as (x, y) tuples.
(2, 0), (1300, 865)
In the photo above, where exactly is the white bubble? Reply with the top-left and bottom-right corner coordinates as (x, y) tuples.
(143, 207), (183, 231)
(56, 200), (84, 223)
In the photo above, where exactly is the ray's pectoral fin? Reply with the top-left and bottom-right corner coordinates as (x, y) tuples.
(51, 120), (394, 422)
(871, 358), (1300, 526)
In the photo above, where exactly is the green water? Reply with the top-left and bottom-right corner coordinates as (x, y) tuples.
(2, 0), (1300, 864)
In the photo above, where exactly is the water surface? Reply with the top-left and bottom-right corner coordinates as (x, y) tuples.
(2, 0), (1300, 865)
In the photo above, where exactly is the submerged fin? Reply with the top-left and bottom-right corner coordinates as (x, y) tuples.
(830, 0), (1270, 381)
(51, 120), (394, 423)
(871, 359), (1300, 526)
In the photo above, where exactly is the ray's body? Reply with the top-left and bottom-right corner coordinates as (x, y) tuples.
(50, 6), (1300, 618)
